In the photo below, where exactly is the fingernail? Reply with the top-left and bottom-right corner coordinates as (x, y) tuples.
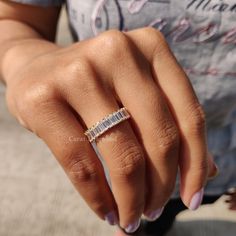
(105, 211), (118, 226)
(189, 188), (204, 210)
(124, 219), (141, 233)
(145, 207), (164, 222)
(208, 163), (219, 180)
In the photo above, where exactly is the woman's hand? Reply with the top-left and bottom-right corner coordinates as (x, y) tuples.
(5, 28), (216, 233)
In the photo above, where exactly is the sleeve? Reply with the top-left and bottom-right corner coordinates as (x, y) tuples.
(9, 0), (65, 6)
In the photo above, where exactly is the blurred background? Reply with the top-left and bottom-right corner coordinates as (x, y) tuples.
(0, 7), (236, 236)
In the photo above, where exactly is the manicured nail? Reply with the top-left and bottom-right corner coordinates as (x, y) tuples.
(208, 163), (219, 180)
(124, 219), (141, 233)
(189, 188), (204, 210)
(105, 211), (118, 226)
(145, 207), (164, 222)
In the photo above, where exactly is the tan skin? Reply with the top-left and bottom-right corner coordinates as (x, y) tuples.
(0, 1), (217, 232)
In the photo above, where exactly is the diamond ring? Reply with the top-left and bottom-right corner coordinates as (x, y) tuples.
(84, 107), (131, 142)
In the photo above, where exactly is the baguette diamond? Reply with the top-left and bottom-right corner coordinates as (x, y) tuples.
(84, 107), (131, 142)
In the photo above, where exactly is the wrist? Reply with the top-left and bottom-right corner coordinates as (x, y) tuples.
(2, 38), (60, 86)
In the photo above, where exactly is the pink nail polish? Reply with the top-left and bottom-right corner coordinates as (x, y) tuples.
(189, 188), (204, 210)
(124, 219), (141, 233)
(145, 207), (164, 221)
(105, 211), (118, 225)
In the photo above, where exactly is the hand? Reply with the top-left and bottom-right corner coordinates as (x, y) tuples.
(5, 28), (216, 233)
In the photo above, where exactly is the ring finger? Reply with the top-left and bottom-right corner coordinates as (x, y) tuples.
(58, 66), (146, 233)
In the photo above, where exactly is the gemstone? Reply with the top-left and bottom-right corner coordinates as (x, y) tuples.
(85, 108), (130, 142)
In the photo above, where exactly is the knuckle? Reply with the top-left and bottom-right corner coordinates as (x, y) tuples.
(95, 30), (129, 58)
(141, 27), (168, 53)
(65, 152), (99, 184)
(155, 120), (180, 152)
(16, 81), (57, 115)
(63, 59), (91, 80)
(112, 139), (145, 179)
(62, 59), (99, 95)
(183, 102), (206, 135)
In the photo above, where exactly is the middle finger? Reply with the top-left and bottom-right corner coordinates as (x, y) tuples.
(109, 42), (180, 219)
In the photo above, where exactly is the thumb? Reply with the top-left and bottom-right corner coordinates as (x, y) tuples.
(207, 151), (219, 180)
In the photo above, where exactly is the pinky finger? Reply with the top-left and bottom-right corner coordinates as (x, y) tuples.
(32, 101), (118, 225)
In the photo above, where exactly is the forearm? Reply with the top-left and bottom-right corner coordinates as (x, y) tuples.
(0, 20), (59, 84)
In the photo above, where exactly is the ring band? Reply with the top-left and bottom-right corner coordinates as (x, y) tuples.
(84, 107), (131, 142)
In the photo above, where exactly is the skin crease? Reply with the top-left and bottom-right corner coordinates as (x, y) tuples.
(0, 0), (218, 233)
